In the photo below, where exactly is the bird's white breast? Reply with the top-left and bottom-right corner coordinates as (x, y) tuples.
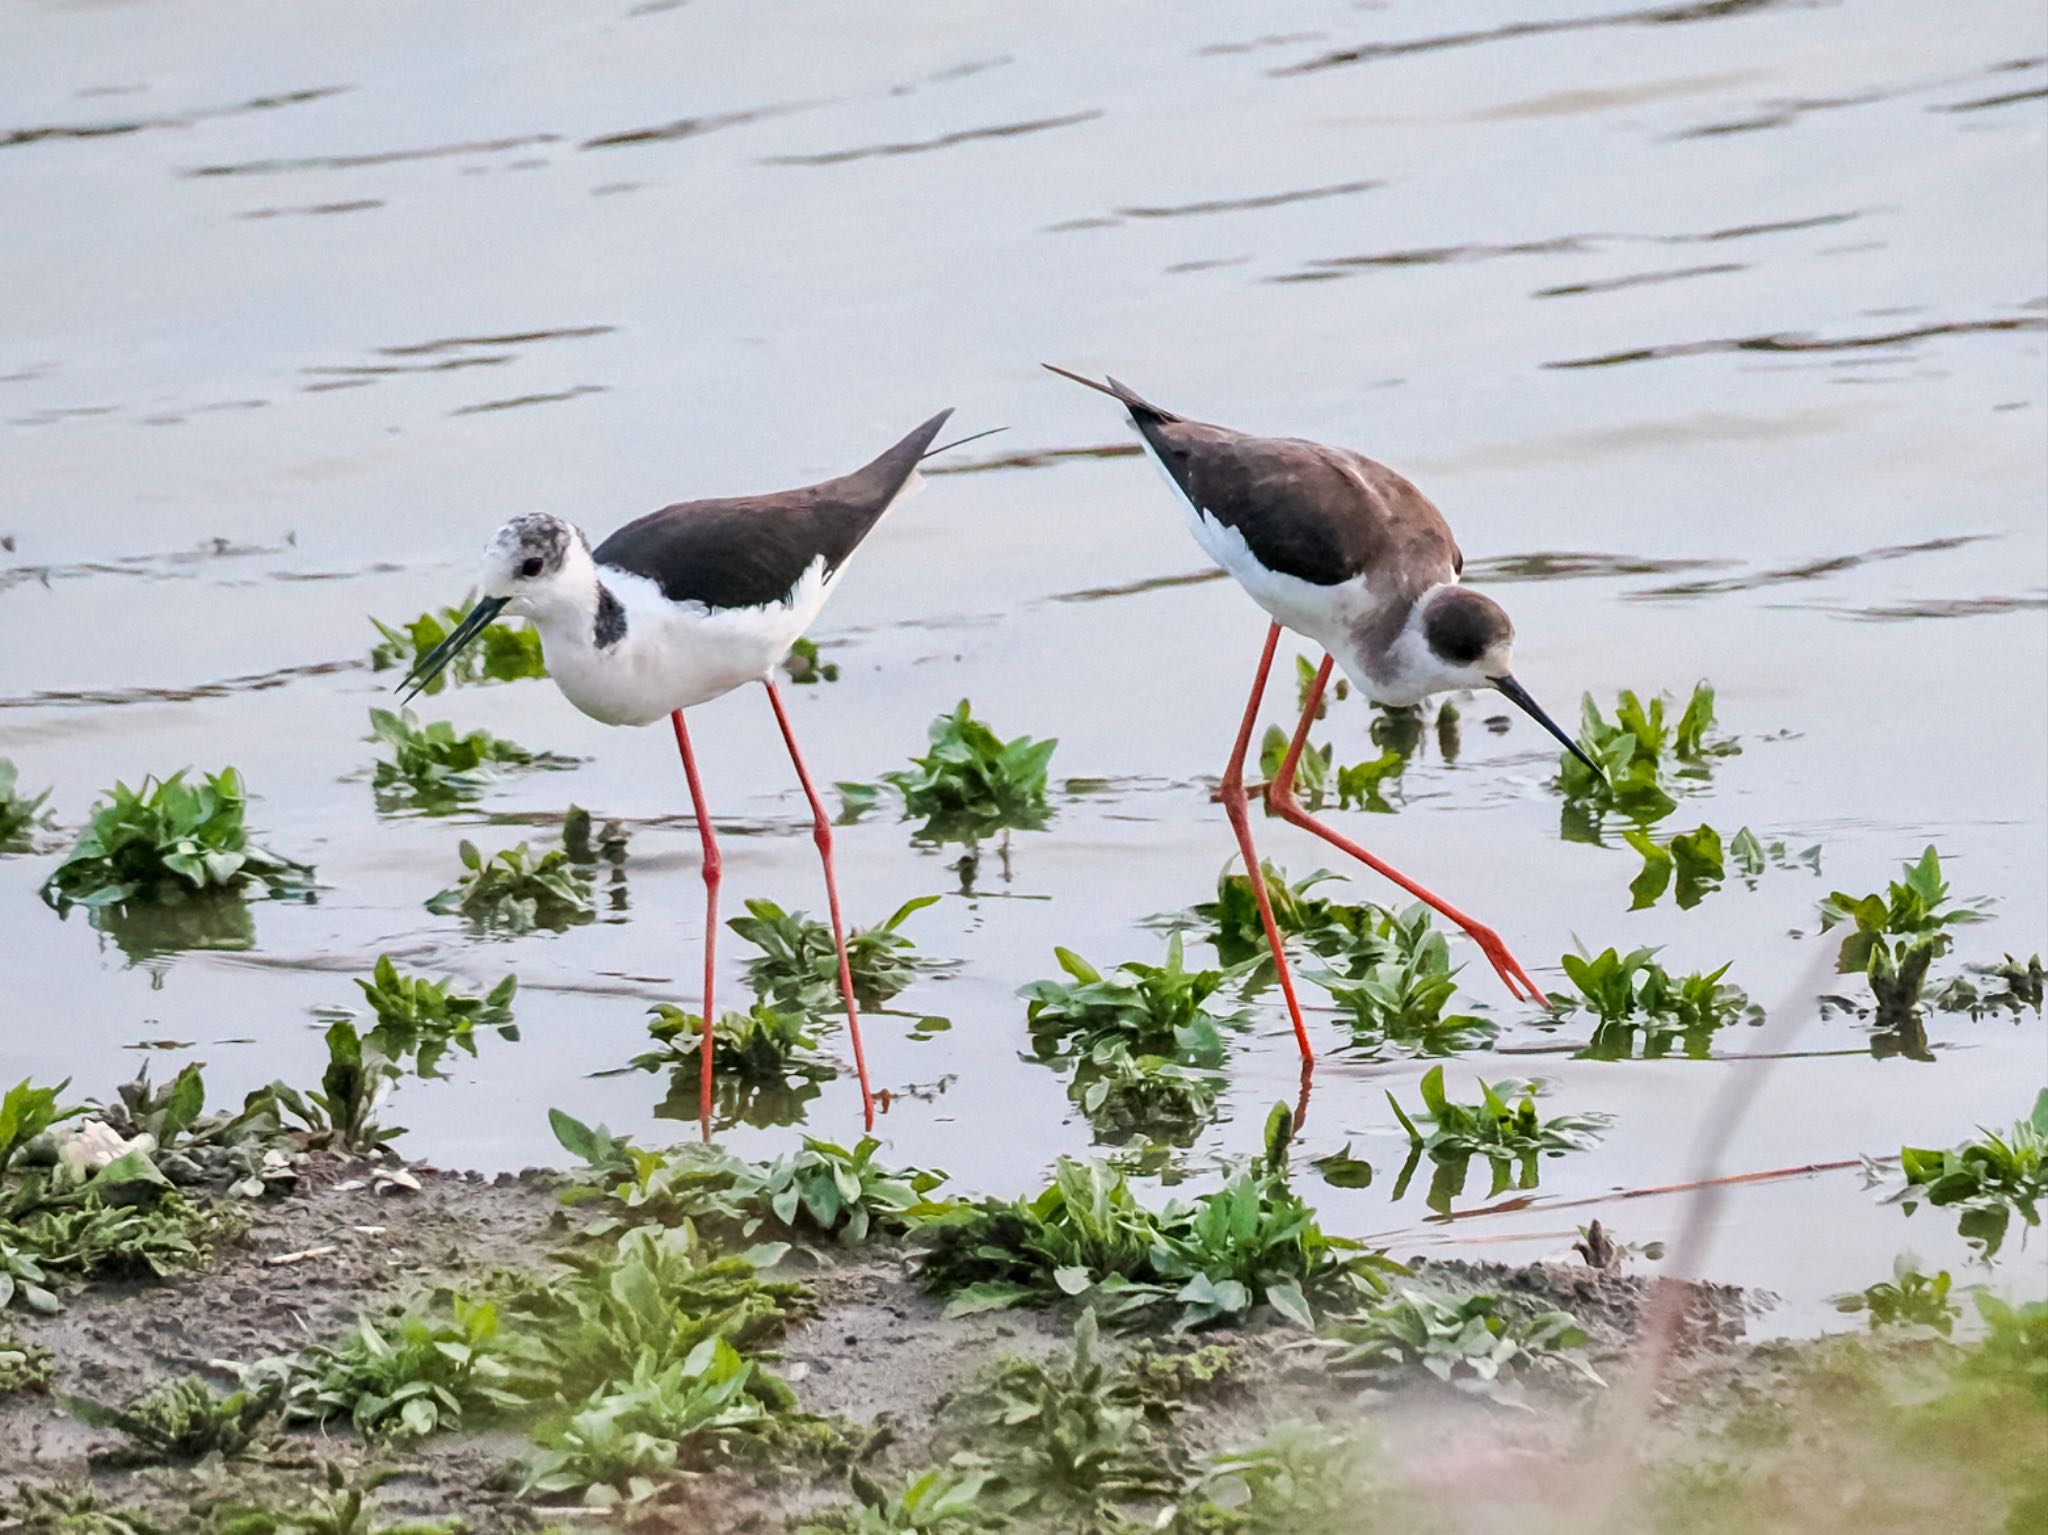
(541, 559), (835, 726)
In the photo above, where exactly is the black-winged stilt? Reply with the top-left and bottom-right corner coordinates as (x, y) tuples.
(399, 409), (960, 1136)
(1044, 367), (1600, 1055)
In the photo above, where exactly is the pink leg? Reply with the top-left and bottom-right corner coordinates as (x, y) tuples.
(670, 710), (722, 1140)
(1271, 658), (1546, 1004)
(1219, 623), (1315, 1061)
(764, 681), (876, 1130)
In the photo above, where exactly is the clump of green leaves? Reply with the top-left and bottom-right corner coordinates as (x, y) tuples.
(550, 1113), (958, 1246)
(354, 956), (517, 1078)
(849, 700), (1056, 841)
(366, 707), (569, 812)
(1623, 824), (1728, 910)
(1188, 862), (1405, 986)
(635, 1002), (829, 1083)
(1820, 846), (1986, 974)
(1320, 903), (1494, 1057)
(426, 836), (594, 933)
(1880, 1090), (2047, 1258)
(1319, 1287), (1603, 1402)
(783, 635), (839, 684)
(732, 894), (938, 1010)
(1556, 682), (1734, 836)
(1832, 1256), (1960, 1336)
(1933, 954), (2046, 1021)
(370, 599), (546, 691)
(1256, 725), (1410, 816)
(916, 1146), (1399, 1330)
(1161, 1420), (1380, 1535)
(1558, 946), (1756, 1059)
(41, 769), (312, 912)
(0, 1326), (52, 1394)
(970, 1309), (1180, 1525)
(1387, 1065), (1611, 1213)
(1022, 935), (1239, 1067)
(0, 759), (55, 852)
(798, 1464), (1000, 1534)
(264, 1022), (402, 1155)
(281, 1294), (520, 1439)
(68, 1373), (282, 1463)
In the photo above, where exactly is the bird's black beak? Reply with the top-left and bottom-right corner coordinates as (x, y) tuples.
(397, 596), (508, 704)
(1491, 674), (1605, 784)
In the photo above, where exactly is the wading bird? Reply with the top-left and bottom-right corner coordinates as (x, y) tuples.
(400, 409), (960, 1135)
(1044, 368), (1600, 1057)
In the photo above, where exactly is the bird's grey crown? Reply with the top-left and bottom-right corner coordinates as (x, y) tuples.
(1422, 586), (1512, 667)
(503, 512), (584, 577)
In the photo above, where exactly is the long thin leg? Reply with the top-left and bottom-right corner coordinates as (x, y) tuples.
(1219, 623), (1315, 1060)
(1271, 658), (1546, 1003)
(670, 710), (722, 1140)
(764, 680), (877, 1130)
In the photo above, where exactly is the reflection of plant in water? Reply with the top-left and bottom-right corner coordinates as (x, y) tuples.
(1876, 1090), (2046, 1259)
(0, 759), (55, 852)
(367, 707), (571, 814)
(840, 699), (1056, 843)
(355, 956), (518, 1079)
(369, 598), (546, 691)
(1068, 1041), (1220, 1147)
(1622, 823), (1726, 910)
(1387, 1065), (1610, 1214)
(731, 894), (937, 1011)
(1556, 682), (1734, 841)
(1320, 1288), (1603, 1404)
(636, 1002), (834, 1133)
(1832, 1256), (1960, 1336)
(1557, 946), (1757, 1060)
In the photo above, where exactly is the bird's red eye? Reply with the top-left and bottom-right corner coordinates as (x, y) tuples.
(520, 556), (544, 578)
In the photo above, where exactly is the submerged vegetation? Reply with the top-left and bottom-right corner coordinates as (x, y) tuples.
(1387, 1065), (1611, 1212)
(369, 599), (546, 690)
(0, 759), (55, 852)
(1556, 682), (1735, 838)
(1558, 946), (1757, 1058)
(1878, 1089), (2047, 1258)
(354, 957), (517, 1078)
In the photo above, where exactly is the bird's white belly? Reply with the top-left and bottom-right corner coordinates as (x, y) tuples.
(542, 561), (833, 726)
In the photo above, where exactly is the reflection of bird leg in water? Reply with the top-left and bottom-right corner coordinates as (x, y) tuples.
(1293, 1056), (1313, 1135)
(871, 1073), (958, 1115)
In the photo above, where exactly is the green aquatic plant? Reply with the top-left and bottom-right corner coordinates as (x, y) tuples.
(0, 759), (55, 852)
(1387, 1066), (1610, 1213)
(1555, 682), (1733, 834)
(1188, 862), (1401, 982)
(1021, 935), (1238, 1066)
(1558, 946), (1755, 1058)
(281, 1293), (520, 1439)
(1161, 1420), (1380, 1535)
(41, 769), (312, 910)
(848, 699), (1056, 841)
(68, 1373), (282, 1463)
(366, 707), (569, 812)
(1933, 954), (2047, 1020)
(782, 635), (839, 684)
(1831, 1256), (1960, 1336)
(1320, 904), (1494, 1056)
(0, 1077), (79, 1185)
(916, 1154), (1397, 1330)
(731, 894), (938, 1010)
(1819, 845), (1986, 974)
(1068, 1042), (1220, 1146)
(370, 599), (546, 691)
(263, 1021), (401, 1155)
(1881, 1090), (2047, 1258)
(633, 1001), (832, 1087)
(425, 836), (594, 932)
(1320, 1287), (1603, 1401)
(1623, 823), (1726, 910)
(354, 956), (517, 1078)
(1257, 725), (1330, 809)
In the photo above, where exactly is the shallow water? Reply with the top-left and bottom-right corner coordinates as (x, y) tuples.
(2, 0), (2044, 1336)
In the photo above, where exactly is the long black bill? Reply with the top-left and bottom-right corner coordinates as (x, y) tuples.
(1491, 674), (1605, 784)
(397, 596), (508, 704)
